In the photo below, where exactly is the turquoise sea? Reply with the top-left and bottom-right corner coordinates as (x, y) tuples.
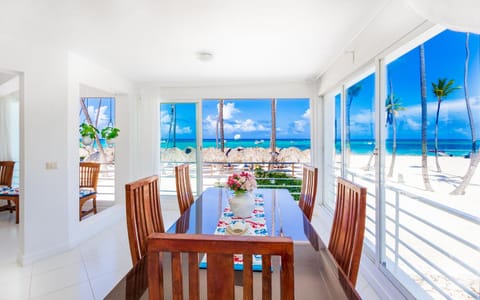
(160, 138), (476, 157)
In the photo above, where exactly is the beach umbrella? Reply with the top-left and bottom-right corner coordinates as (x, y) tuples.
(161, 147), (187, 162)
(278, 147), (302, 162)
(299, 149), (311, 163)
(202, 148), (227, 163)
(226, 147), (247, 163)
(255, 148), (273, 162)
(185, 147), (196, 163)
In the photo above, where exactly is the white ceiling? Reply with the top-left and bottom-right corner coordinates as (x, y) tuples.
(1, 0), (390, 85)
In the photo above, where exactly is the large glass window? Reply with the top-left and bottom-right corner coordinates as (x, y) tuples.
(201, 98), (311, 200)
(327, 29), (480, 300)
(382, 30), (480, 300)
(159, 103), (198, 196)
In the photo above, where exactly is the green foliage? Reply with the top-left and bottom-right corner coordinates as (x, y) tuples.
(79, 123), (99, 138)
(254, 168), (302, 200)
(431, 78), (460, 99)
(101, 126), (120, 140)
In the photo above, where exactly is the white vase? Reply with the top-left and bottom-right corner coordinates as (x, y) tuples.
(82, 136), (93, 146)
(228, 192), (255, 218)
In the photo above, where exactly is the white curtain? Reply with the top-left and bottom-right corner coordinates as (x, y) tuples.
(0, 91), (19, 161)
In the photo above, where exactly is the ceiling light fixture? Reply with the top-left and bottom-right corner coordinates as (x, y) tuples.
(196, 51), (214, 62)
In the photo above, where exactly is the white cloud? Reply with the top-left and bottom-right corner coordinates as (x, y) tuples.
(161, 110), (171, 123)
(405, 118), (421, 131)
(218, 102), (239, 120)
(175, 125), (192, 134)
(351, 109), (373, 124)
(302, 108), (310, 119)
(87, 105), (109, 128)
(293, 120), (306, 132)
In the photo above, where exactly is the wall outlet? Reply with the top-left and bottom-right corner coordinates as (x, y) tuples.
(45, 162), (58, 170)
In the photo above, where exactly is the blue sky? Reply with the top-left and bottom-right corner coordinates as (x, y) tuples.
(160, 99), (310, 140)
(341, 30), (480, 141)
(80, 97), (116, 131)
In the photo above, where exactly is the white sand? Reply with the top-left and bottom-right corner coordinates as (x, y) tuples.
(346, 154), (479, 299)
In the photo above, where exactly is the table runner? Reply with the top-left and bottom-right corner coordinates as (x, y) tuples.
(199, 194), (268, 271)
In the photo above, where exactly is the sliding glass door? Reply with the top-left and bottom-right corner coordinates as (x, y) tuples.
(159, 103), (199, 196)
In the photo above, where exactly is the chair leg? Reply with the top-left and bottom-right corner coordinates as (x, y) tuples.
(93, 197), (97, 214)
(8, 200), (13, 213)
(15, 199), (19, 224)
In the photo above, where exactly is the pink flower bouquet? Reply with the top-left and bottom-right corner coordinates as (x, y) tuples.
(225, 171), (257, 195)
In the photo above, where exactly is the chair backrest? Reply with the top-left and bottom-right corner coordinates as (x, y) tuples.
(125, 175), (165, 265)
(0, 161), (15, 187)
(147, 233), (294, 300)
(175, 164), (194, 214)
(79, 162), (100, 190)
(298, 164), (318, 221)
(328, 177), (367, 286)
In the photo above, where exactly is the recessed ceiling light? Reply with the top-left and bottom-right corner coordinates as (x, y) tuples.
(196, 51), (214, 62)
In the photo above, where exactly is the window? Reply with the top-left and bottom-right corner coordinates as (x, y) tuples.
(201, 98), (311, 199)
(79, 97), (117, 202)
(325, 30), (480, 299)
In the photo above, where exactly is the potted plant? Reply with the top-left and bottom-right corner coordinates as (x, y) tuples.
(79, 123), (99, 146)
(101, 126), (120, 144)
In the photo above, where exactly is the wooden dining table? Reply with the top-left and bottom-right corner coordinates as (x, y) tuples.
(105, 188), (361, 300)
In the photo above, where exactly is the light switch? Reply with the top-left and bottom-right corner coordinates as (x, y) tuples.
(45, 162), (58, 170)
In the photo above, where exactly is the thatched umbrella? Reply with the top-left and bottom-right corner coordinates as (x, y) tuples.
(278, 147), (302, 163)
(299, 149), (311, 163)
(202, 148), (227, 163)
(161, 147), (187, 162)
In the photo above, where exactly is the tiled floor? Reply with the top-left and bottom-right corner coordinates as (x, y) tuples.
(0, 198), (380, 300)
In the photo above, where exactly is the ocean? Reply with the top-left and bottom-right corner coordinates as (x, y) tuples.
(161, 139), (312, 151)
(160, 138), (476, 157)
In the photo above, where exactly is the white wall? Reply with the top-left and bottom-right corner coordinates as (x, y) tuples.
(0, 36), (71, 264)
(0, 34), (137, 264)
(67, 53), (137, 246)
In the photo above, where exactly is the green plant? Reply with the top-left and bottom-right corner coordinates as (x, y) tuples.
(254, 168), (302, 200)
(79, 123), (99, 138)
(101, 126), (120, 140)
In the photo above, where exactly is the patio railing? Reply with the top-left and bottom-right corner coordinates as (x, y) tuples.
(159, 161), (305, 200)
(347, 171), (480, 300)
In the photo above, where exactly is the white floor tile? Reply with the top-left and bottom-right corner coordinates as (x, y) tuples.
(83, 249), (132, 280)
(89, 271), (125, 300)
(0, 274), (30, 300)
(359, 285), (382, 300)
(30, 281), (94, 300)
(31, 248), (83, 275)
(29, 261), (88, 299)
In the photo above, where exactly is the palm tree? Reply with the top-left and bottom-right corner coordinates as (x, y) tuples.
(452, 33), (479, 195)
(219, 99), (225, 153)
(346, 84), (362, 165)
(431, 78), (460, 172)
(270, 98), (277, 163)
(80, 98), (106, 160)
(419, 44), (433, 191)
(385, 93), (405, 177)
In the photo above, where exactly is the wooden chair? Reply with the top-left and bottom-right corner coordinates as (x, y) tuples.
(125, 175), (165, 265)
(0, 161), (18, 223)
(79, 162), (101, 220)
(147, 233), (294, 300)
(298, 164), (318, 221)
(328, 177), (367, 286)
(175, 164), (194, 214)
